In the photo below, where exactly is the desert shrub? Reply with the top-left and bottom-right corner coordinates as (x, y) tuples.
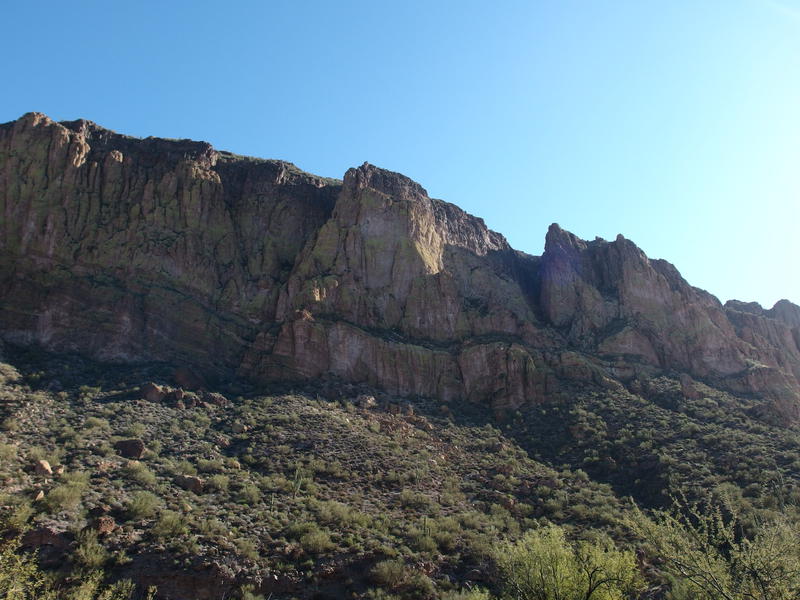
(235, 538), (260, 561)
(237, 483), (261, 504)
(629, 499), (800, 600)
(0, 443), (16, 463)
(0, 530), (150, 599)
(127, 491), (161, 520)
(73, 529), (108, 569)
(316, 500), (369, 528)
(124, 461), (157, 487)
(152, 510), (188, 538)
(495, 524), (642, 600)
(6, 500), (34, 532)
(44, 474), (89, 513)
(122, 423), (146, 438)
(285, 521), (317, 540)
(197, 458), (225, 473)
(299, 530), (335, 554)
(28, 445), (63, 465)
(370, 559), (408, 588)
(206, 474), (230, 492)
(84, 416), (110, 432)
(398, 489), (432, 510)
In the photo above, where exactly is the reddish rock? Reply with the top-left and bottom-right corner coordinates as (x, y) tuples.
(1, 115), (800, 420)
(140, 382), (166, 403)
(114, 439), (146, 459)
(34, 459), (52, 476)
(175, 474), (205, 494)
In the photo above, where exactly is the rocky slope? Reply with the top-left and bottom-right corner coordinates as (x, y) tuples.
(2, 112), (799, 418)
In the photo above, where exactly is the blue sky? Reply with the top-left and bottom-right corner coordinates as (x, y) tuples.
(3, 0), (799, 306)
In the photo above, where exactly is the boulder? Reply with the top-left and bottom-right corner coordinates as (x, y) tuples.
(114, 439), (146, 459)
(34, 459), (52, 476)
(140, 382), (166, 403)
(175, 474), (205, 494)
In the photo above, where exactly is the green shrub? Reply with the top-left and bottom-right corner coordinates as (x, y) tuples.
(0, 530), (149, 599)
(237, 483), (261, 504)
(316, 500), (369, 528)
(197, 458), (225, 473)
(124, 461), (157, 487)
(300, 530), (335, 554)
(44, 478), (88, 513)
(0, 443), (17, 463)
(495, 524), (642, 600)
(629, 499), (800, 600)
(73, 529), (108, 569)
(127, 491), (161, 520)
(206, 474), (230, 492)
(370, 559), (408, 588)
(152, 510), (188, 539)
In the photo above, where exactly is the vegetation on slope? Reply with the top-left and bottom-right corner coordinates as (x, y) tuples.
(1, 344), (800, 599)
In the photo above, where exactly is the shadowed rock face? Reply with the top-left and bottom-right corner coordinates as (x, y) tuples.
(2, 112), (800, 417)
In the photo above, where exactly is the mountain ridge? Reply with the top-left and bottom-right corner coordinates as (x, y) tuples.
(2, 112), (800, 420)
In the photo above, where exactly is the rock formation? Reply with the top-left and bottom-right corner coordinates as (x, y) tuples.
(2, 112), (799, 418)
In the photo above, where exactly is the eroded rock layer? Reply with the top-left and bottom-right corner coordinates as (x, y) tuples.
(2, 113), (799, 417)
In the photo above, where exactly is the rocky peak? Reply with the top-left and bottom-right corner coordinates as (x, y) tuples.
(343, 162), (428, 201)
(544, 222), (588, 254)
(1, 112), (800, 420)
(770, 299), (800, 328)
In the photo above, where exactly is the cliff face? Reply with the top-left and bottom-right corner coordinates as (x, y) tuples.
(2, 113), (799, 417)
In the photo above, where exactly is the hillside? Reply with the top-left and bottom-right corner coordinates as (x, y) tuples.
(2, 113), (800, 599)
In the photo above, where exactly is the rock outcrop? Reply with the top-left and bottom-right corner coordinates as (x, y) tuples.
(2, 112), (800, 418)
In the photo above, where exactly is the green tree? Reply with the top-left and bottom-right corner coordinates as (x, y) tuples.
(629, 498), (800, 600)
(495, 525), (642, 600)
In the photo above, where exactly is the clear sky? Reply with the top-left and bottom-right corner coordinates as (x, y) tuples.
(3, 1), (799, 307)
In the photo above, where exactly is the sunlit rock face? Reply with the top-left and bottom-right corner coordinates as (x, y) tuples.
(2, 113), (799, 417)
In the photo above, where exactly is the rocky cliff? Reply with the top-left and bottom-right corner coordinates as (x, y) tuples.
(2, 112), (799, 418)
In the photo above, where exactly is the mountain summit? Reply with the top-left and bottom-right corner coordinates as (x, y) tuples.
(2, 112), (799, 419)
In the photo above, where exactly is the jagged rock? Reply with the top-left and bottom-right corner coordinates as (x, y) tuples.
(1, 113), (799, 420)
(141, 382), (166, 403)
(34, 459), (52, 476)
(175, 475), (205, 494)
(114, 439), (146, 459)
